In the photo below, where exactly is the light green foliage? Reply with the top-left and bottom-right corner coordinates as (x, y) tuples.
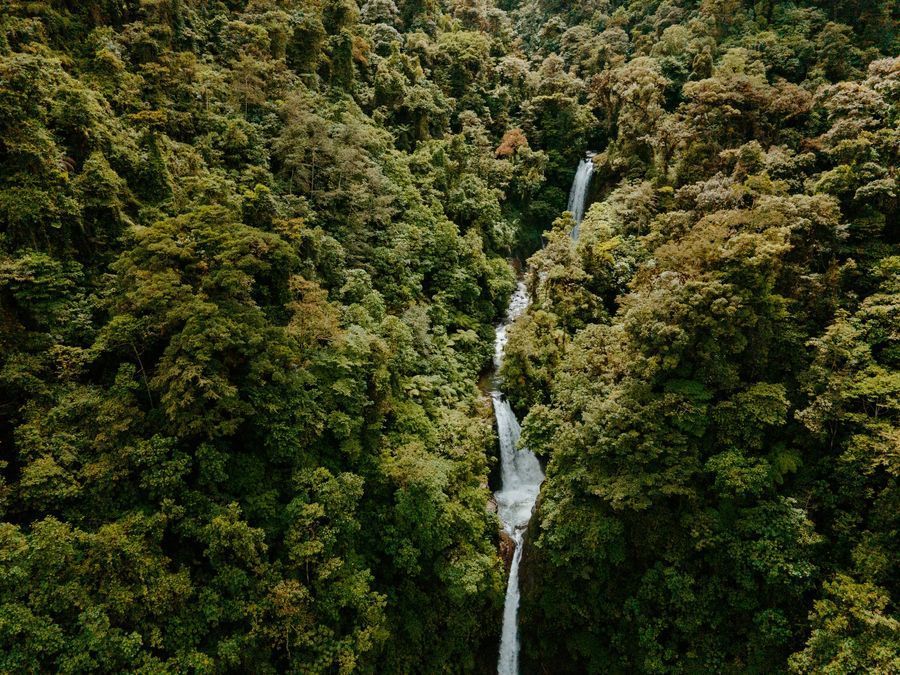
(789, 575), (900, 674)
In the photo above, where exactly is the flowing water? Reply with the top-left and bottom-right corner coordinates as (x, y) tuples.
(494, 283), (544, 675)
(567, 154), (595, 240)
(495, 158), (595, 674)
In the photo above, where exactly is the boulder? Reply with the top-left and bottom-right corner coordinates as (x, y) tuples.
(499, 529), (516, 573)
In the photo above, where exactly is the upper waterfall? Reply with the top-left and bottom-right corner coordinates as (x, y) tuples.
(567, 154), (595, 240)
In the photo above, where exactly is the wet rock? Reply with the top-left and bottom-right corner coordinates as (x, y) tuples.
(499, 529), (516, 573)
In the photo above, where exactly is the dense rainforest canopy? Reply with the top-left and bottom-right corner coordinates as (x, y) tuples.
(0, 0), (896, 673)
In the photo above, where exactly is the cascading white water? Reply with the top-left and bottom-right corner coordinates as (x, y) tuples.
(494, 282), (544, 675)
(567, 154), (595, 240)
(494, 158), (594, 672)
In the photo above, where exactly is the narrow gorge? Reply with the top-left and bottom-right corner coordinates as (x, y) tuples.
(493, 282), (542, 675)
(495, 158), (594, 674)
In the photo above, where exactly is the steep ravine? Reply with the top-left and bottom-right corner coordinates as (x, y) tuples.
(493, 156), (595, 673)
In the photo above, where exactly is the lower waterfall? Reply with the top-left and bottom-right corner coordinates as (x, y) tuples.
(494, 282), (544, 675)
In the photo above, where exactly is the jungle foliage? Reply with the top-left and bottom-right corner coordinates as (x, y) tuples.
(0, 0), (544, 671)
(0, 0), (897, 673)
(499, 1), (899, 673)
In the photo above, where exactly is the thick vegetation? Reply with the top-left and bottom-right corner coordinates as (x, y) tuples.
(0, 0), (897, 673)
(0, 0), (551, 671)
(501, 1), (899, 673)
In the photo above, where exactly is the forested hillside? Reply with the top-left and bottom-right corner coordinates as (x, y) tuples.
(0, 0), (896, 673)
(502, 2), (898, 673)
(0, 0), (543, 670)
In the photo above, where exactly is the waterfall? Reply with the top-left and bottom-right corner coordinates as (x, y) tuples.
(494, 156), (593, 673)
(567, 154), (595, 240)
(494, 282), (544, 675)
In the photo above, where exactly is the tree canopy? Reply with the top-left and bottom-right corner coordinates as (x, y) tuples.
(0, 0), (897, 672)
